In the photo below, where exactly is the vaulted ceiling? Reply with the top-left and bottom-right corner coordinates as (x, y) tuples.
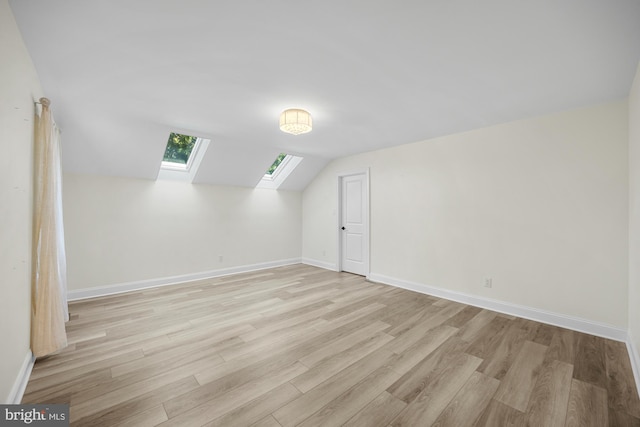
(9, 0), (640, 190)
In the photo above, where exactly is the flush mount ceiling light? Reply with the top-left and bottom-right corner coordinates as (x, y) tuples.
(279, 108), (312, 135)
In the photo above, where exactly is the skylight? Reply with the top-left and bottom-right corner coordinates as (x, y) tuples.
(257, 153), (303, 189)
(266, 153), (287, 175)
(161, 132), (200, 171)
(157, 132), (210, 182)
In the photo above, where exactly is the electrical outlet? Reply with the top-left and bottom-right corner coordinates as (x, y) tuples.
(484, 278), (492, 288)
(219, 255), (223, 262)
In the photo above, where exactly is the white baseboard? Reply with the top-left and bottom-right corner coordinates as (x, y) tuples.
(627, 333), (640, 400)
(6, 351), (34, 404)
(67, 258), (302, 301)
(301, 258), (339, 272)
(368, 272), (628, 342)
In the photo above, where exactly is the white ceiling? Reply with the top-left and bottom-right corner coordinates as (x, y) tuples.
(9, 0), (640, 190)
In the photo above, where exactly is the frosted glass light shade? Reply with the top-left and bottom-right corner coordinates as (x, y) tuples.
(279, 109), (312, 135)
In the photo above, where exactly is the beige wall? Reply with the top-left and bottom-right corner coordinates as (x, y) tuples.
(0, 0), (44, 403)
(63, 174), (302, 290)
(629, 64), (640, 368)
(303, 101), (629, 328)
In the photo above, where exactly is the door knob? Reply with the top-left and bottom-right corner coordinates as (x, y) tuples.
(341, 226), (346, 230)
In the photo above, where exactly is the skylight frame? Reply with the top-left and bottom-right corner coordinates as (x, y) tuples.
(257, 153), (303, 190)
(263, 154), (293, 182)
(265, 153), (287, 177)
(161, 134), (202, 172)
(157, 133), (210, 182)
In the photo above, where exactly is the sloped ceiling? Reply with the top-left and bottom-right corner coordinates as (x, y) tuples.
(9, 0), (640, 190)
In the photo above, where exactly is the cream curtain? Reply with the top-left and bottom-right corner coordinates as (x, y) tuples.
(31, 97), (68, 358)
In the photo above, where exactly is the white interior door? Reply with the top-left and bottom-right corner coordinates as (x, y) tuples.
(340, 172), (368, 275)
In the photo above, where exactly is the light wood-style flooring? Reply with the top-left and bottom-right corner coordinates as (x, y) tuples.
(23, 264), (640, 426)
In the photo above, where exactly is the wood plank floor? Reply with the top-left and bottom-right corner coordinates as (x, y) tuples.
(23, 264), (640, 426)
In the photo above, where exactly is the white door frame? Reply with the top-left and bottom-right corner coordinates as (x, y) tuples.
(337, 168), (370, 277)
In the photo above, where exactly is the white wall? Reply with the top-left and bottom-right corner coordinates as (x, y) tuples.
(629, 63), (640, 375)
(303, 101), (629, 328)
(63, 174), (302, 291)
(0, 0), (44, 403)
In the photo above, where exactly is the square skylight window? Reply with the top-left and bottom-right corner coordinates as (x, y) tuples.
(257, 153), (303, 189)
(161, 132), (200, 171)
(266, 153), (287, 176)
(158, 132), (210, 182)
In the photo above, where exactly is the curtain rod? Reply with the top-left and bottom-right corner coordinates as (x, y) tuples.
(34, 97), (51, 106)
